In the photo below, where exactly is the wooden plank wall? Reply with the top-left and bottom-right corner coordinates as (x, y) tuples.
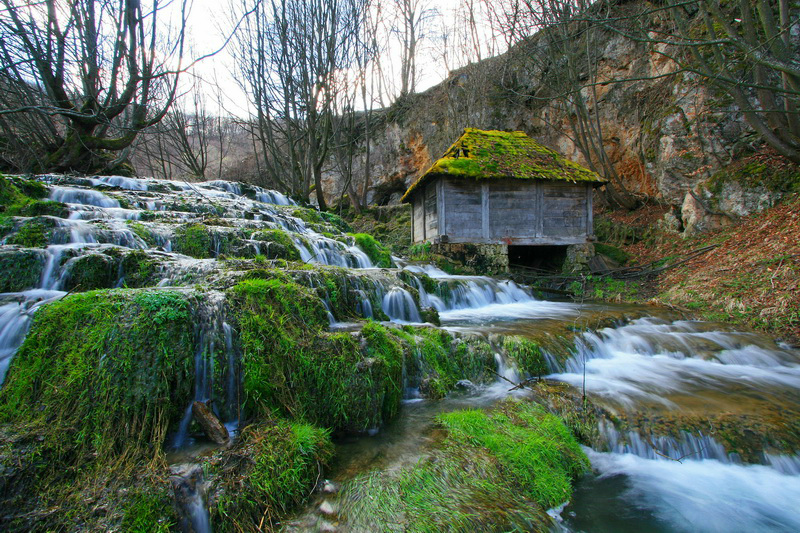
(488, 179), (539, 241)
(541, 182), (587, 240)
(412, 178), (591, 245)
(442, 178), (483, 240)
(424, 183), (438, 238)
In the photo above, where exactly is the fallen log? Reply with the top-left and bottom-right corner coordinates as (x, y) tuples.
(192, 401), (230, 445)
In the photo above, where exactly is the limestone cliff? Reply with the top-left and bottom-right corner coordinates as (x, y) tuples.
(322, 1), (793, 230)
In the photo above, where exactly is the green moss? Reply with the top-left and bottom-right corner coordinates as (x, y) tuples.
(173, 223), (211, 258)
(350, 233), (394, 268)
(208, 420), (333, 532)
(0, 289), (195, 462)
(402, 129), (604, 202)
(341, 399), (589, 531)
(120, 250), (158, 288)
(594, 243), (631, 265)
(16, 200), (69, 218)
(230, 279), (401, 431)
(397, 328), (495, 399)
(6, 217), (53, 248)
(707, 158), (800, 195)
(120, 484), (175, 532)
(503, 337), (549, 378)
(64, 253), (119, 291)
(252, 229), (301, 261)
(127, 222), (159, 247)
(0, 249), (44, 292)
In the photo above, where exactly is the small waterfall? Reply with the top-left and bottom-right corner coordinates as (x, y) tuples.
(256, 189), (295, 205)
(381, 287), (422, 323)
(173, 294), (239, 449)
(549, 318), (800, 409)
(90, 175), (149, 191)
(49, 186), (120, 207)
(597, 419), (732, 463)
(170, 464), (212, 533)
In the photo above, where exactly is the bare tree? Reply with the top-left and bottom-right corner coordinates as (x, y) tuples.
(616, 0), (800, 163)
(392, 0), (438, 96)
(232, 0), (367, 208)
(0, 0), (189, 175)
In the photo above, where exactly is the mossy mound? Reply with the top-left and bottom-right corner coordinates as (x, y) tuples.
(230, 279), (403, 432)
(350, 233), (394, 267)
(173, 222), (212, 258)
(397, 327), (495, 399)
(206, 420), (333, 532)
(5, 217), (55, 248)
(63, 252), (119, 291)
(0, 289), (195, 460)
(503, 336), (549, 379)
(0, 289), (195, 531)
(252, 229), (301, 261)
(0, 248), (45, 292)
(341, 399), (589, 531)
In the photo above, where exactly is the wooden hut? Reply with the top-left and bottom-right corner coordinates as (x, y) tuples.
(401, 128), (606, 270)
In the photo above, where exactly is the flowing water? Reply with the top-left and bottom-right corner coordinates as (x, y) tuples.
(2, 175), (799, 532)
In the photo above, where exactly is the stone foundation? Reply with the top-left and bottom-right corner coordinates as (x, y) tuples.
(430, 242), (509, 275)
(563, 243), (595, 274)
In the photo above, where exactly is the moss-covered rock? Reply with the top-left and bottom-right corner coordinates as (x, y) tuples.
(341, 399), (589, 531)
(173, 223), (212, 258)
(229, 279), (403, 432)
(397, 327), (495, 399)
(120, 250), (159, 288)
(503, 336), (549, 379)
(0, 248), (45, 292)
(206, 420), (333, 532)
(63, 252), (119, 291)
(0, 289), (196, 460)
(252, 229), (301, 261)
(5, 217), (54, 248)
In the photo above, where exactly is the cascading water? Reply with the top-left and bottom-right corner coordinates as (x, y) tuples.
(3, 174), (799, 531)
(541, 317), (800, 532)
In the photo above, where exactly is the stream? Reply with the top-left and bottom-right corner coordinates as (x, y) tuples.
(1, 175), (798, 532)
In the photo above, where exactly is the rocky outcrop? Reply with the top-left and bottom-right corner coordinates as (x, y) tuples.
(321, 1), (781, 233)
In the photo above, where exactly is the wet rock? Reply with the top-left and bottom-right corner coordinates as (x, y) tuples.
(319, 500), (337, 516)
(192, 401), (229, 445)
(455, 379), (477, 393)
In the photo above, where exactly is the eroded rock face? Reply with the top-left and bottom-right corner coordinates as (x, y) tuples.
(320, 8), (764, 230)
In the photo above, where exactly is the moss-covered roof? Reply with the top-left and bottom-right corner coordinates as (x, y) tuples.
(401, 129), (605, 202)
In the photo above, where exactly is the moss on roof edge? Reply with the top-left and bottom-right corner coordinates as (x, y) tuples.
(401, 128), (606, 203)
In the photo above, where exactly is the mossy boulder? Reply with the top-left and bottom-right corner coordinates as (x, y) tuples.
(5, 217), (55, 248)
(397, 327), (495, 399)
(0, 248), (45, 292)
(230, 279), (403, 432)
(63, 253), (119, 291)
(503, 336), (549, 379)
(251, 229), (301, 261)
(120, 250), (159, 288)
(173, 223), (212, 258)
(206, 420), (333, 532)
(0, 289), (196, 460)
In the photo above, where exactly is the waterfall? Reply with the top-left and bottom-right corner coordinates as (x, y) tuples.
(49, 186), (120, 207)
(381, 287), (422, 323)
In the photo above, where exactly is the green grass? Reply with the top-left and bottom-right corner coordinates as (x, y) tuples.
(341, 399), (589, 531)
(503, 337), (549, 379)
(209, 420), (333, 532)
(350, 232), (394, 267)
